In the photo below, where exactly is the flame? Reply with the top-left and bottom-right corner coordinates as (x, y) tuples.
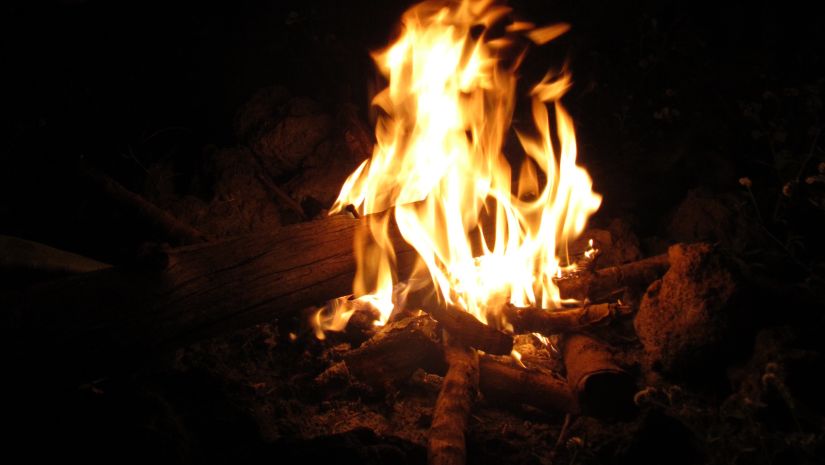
(315, 0), (601, 336)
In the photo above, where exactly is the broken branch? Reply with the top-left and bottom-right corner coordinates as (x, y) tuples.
(428, 332), (479, 465)
(503, 302), (632, 336)
(403, 279), (514, 356)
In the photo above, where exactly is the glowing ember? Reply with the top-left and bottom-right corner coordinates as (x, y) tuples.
(315, 0), (601, 336)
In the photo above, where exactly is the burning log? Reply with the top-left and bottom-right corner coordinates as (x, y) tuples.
(334, 315), (578, 414)
(428, 332), (479, 465)
(478, 355), (579, 414)
(562, 333), (636, 418)
(556, 252), (670, 300)
(343, 315), (446, 387)
(503, 302), (632, 336)
(403, 279), (514, 356)
(2, 215), (417, 376)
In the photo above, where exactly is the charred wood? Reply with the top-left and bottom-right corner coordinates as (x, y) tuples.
(478, 355), (579, 414)
(503, 302), (632, 336)
(556, 253), (670, 300)
(403, 279), (514, 356)
(428, 332), (478, 465)
(562, 333), (636, 418)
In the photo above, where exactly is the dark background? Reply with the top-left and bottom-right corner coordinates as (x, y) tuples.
(2, 0), (824, 463)
(3, 0), (823, 257)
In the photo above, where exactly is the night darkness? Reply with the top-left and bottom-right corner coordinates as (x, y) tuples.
(2, 1), (825, 464)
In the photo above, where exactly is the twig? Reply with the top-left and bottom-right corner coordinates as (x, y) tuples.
(549, 413), (573, 464)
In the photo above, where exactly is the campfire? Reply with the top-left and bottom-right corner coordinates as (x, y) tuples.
(6, 0), (824, 463)
(308, 1), (647, 463)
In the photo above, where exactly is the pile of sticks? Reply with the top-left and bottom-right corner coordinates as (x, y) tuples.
(318, 241), (671, 465)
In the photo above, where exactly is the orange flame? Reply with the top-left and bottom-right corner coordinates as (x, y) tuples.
(316, 0), (601, 336)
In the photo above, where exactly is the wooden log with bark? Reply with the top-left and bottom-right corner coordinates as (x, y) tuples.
(329, 315), (579, 414)
(478, 355), (579, 414)
(343, 315), (446, 387)
(1, 215), (417, 377)
(562, 333), (636, 418)
(402, 279), (514, 355)
(428, 332), (479, 465)
(556, 252), (670, 300)
(0, 235), (111, 277)
(503, 302), (632, 336)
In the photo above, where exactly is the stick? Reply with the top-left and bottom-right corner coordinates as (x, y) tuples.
(80, 165), (206, 246)
(503, 303), (632, 336)
(0, 235), (111, 277)
(478, 355), (579, 414)
(555, 253), (669, 300)
(403, 279), (514, 355)
(428, 332), (479, 465)
(344, 315), (445, 387)
(336, 316), (578, 414)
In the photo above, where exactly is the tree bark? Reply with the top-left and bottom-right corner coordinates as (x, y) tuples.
(562, 333), (636, 418)
(428, 332), (479, 465)
(503, 302), (632, 335)
(1, 215), (416, 376)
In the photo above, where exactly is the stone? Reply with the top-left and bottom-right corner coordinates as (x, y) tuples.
(634, 243), (740, 377)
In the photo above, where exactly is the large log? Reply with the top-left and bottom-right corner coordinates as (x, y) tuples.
(1, 215), (417, 376)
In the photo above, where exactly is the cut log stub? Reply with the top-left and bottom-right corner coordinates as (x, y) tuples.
(428, 332), (479, 465)
(478, 355), (580, 414)
(403, 279), (514, 355)
(504, 302), (632, 336)
(562, 333), (636, 418)
(344, 315), (446, 388)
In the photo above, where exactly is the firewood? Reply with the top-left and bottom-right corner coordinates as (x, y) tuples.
(344, 315), (446, 387)
(2, 215), (417, 378)
(428, 332), (479, 465)
(80, 165), (206, 246)
(556, 253), (670, 300)
(503, 302), (632, 336)
(562, 333), (636, 418)
(478, 355), (579, 414)
(402, 279), (514, 356)
(337, 315), (578, 414)
(0, 235), (111, 277)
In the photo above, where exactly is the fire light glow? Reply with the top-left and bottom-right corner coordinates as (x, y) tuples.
(314, 0), (601, 336)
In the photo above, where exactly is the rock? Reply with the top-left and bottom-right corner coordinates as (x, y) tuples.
(253, 112), (332, 175)
(188, 146), (282, 238)
(233, 85), (290, 143)
(666, 188), (744, 248)
(634, 243), (741, 378)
